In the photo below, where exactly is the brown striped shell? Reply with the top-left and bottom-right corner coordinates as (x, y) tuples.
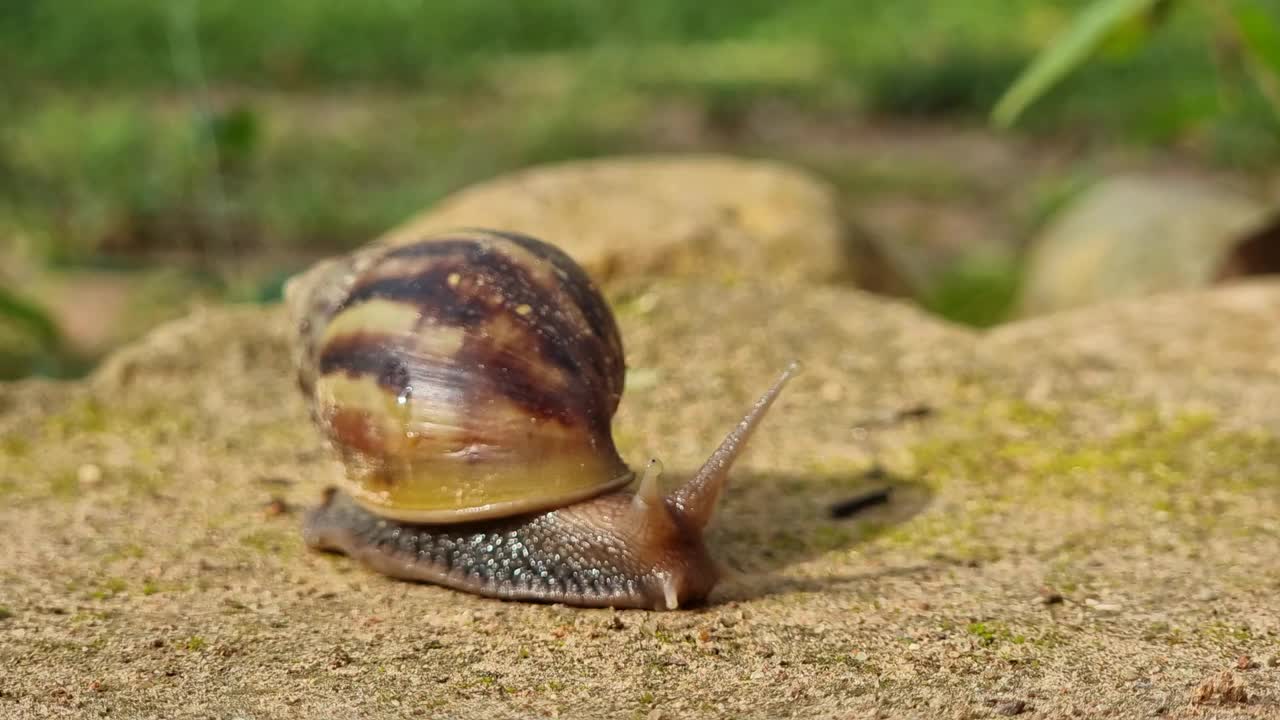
(285, 229), (632, 523)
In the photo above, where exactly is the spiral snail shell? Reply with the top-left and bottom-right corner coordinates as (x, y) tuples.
(286, 229), (795, 610)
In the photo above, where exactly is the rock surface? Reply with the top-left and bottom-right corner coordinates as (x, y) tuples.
(5, 156), (1280, 718)
(3, 276), (1280, 718)
(1018, 173), (1272, 316)
(376, 154), (859, 286)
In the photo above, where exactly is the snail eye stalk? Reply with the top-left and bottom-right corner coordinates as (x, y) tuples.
(668, 362), (799, 530)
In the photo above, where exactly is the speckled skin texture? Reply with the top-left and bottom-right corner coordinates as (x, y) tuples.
(305, 488), (717, 610)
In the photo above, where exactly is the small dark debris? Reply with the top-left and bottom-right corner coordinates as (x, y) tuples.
(264, 497), (292, 517)
(829, 486), (892, 519)
(1236, 655), (1256, 670)
(46, 687), (71, 702)
(1037, 587), (1064, 605)
(854, 403), (937, 429)
(995, 699), (1028, 716)
(327, 647), (353, 670)
(896, 404), (936, 422)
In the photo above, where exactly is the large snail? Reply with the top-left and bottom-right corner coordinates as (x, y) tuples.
(285, 229), (795, 610)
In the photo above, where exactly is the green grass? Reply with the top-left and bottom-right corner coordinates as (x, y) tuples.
(2, 2), (1267, 260)
(0, 1), (1069, 91)
(0, 285), (82, 379)
(0, 0), (790, 91)
(1, 0), (1276, 377)
(920, 254), (1024, 329)
(4, 1), (1261, 261)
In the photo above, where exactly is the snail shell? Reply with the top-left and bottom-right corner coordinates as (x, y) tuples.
(287, 229), (795, 609)
(291, 230), (630, 523)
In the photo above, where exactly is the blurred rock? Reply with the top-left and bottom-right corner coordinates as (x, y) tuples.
(1018, 173), (1272, 316)
(378, 154), (884, 288)
(33, 269), (220, 358)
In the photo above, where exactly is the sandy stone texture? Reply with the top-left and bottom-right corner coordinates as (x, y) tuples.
(2, 274), (1279, 718)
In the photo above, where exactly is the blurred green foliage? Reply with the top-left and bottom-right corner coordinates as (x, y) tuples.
(0, 286), (61, 352)
(920, 255), (1024, 329)
(0, 286), (85, 380)
(995, 0), (1280, 127)
(1, 0), (1277, 376)
(4, 0), (1263, 259)
(2, 0), (789, 89)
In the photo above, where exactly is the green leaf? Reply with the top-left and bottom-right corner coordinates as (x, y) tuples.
(1231, 0), (1280, 74)
(992, 0), (1169, 128)
(0, 286), (62, 351)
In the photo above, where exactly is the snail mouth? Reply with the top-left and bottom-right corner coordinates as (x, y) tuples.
(570, 489), (720, 610)
(647, 562), (719, 611)
(656, 527), (722, 609)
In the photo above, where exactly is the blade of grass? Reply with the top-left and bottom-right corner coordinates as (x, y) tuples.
(1228, 0), (1280, 119)
(1231, 0), (1280, 70)
(992, 0), (1167, 127)
(0, 286), (63, 351)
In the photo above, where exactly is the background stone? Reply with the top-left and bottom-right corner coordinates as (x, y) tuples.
(1018, 173), (1271, 316)
(376, 154), (871, 287)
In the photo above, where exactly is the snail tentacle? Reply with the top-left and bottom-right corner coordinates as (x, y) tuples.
(668, 362), (800, 530)
(631, 458), (664, 511)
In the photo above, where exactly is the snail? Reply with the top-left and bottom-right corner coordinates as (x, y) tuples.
(285, 228), (796, 610)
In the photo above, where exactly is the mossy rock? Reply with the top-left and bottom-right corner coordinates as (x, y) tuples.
(2, 273), (1279, 716)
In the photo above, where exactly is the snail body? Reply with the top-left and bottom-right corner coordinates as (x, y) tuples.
(287, 229), (794, 610)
